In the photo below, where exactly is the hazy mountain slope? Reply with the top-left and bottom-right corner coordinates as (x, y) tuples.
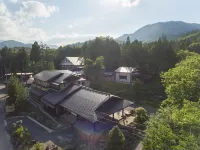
(178, 30), (200, 42)
(0, 40), (58, 49)
(117, 21), (200, 42)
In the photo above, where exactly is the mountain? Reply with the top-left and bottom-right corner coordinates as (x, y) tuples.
(68, 42), (84, 47)
(0, 40), (58, 49)
(178, 30), (200, 42)
(117, 21), (200, 43)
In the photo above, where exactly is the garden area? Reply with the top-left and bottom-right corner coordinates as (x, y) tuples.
(9, 120), (62, 150)
(5, 76), (58, 129)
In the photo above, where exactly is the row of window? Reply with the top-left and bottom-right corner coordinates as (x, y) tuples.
(119, 75), (127, 80)
(119, 75), (137, 80)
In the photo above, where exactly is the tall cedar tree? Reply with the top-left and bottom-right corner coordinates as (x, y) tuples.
(82, 37), (120, 71)
(30, 41), (41, 63)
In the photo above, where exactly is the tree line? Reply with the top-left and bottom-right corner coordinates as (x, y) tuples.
(1, 34), (198, 78)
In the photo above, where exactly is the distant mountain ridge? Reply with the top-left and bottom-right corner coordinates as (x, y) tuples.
(0, 40), (58, 49)
(116, 21), (200, 43)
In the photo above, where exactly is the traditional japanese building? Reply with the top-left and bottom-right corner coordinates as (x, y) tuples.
(29, 70), (134, 131)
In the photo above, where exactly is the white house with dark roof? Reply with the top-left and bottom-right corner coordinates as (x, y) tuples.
(60, 57), (84, 71)
(115, 67), (137, 84)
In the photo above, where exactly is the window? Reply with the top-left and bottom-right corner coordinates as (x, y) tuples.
(119, 75), (127, 80)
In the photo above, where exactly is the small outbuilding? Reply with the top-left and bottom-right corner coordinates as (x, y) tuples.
(114, 67), (137, 84)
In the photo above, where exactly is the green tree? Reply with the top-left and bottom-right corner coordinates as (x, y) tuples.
(14, 123), (31, 144)
(108, 126), (125, 150)
(82, 37), (120, 71)
(176, 49), (198, 61)
(7, 75), (19, 104)
(32, 142), (44, 150)
(188, 42), (200, 53)
(0, 46), (12, 76)
(143, 100), (200, 150)
(30, 41), (41, 63)
(134, 107), (148, 124)
(126, 36), (130, 46)
(149, 37), (177, 76)
(125, 40), (149, 73)
(161, 55), (200, 106)
(84, 56), (104, 81)
(15, 83), (26, 110)
(17, 48), (29, 74)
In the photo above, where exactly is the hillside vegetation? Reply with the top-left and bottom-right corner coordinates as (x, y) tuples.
(0, 40), (58, 49)
(117, 21), (200, 43)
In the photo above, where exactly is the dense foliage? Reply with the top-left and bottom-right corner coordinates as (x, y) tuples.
(161, 55), (200, 106)
(84, 56), (104, 81)
(134, 107), (148, 124)
(143, 55), (200, 149)
(82, 37), (121, 71)
(108, 126), (125, 150)
(7, 76), (26, 110)
(143, 100), (200, 150)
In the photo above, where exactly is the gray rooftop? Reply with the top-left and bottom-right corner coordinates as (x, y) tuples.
(115, 67), (137, 73)
(34, 71), (61, 82)
(41, 85), (81, 106)
(60, 87), (110, 123)
(53, 72), (72, 83)
(96, 97), (134, 115)
(34, 70), (79, 83)
(30, 86), (47, 97)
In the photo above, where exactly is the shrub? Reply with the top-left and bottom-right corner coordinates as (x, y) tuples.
(134, 107), (148, 124)
(32, 142), (44, 150)
(107, 126), (125, 150)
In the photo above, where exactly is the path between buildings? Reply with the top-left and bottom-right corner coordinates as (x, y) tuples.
(135, 142), (143, 150)
(0, 84), (13, 150)
(6, 117), (75, 146)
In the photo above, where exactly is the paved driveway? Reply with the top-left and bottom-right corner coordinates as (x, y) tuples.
(7, 117), (75, 147)
(1, 83), (74, 148)
(0, 84), (13, 150)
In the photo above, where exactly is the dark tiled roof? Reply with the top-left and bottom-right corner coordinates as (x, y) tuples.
(34, 71), (61, 82)
(53, 73), (72, 83)
(41, 85), (81, 106)
(96, 97), (134, 115)
(30, 86), (47, 97)
(60, 87), (109, 123)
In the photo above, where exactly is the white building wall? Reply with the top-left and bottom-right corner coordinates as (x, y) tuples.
(115, 72), (131, 83)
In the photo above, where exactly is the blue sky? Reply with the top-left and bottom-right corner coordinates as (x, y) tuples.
(0, 0), (200, 46)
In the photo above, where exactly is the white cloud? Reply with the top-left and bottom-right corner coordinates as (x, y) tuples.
(0, 0), (57, 43)
(0, 0), (105, 46)
(0, 16), (48, 42)
(0, 0), (11, 16)
(120, 0), (141, 7)
(8, 0), (18, 4)
(67, 17), (93, 29)
(100, 0), (141, 8)
(16, 1), (59, 19)
(68, 24), (74, 29)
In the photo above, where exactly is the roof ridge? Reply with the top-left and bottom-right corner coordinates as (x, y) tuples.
(81, 86), (110, 96)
